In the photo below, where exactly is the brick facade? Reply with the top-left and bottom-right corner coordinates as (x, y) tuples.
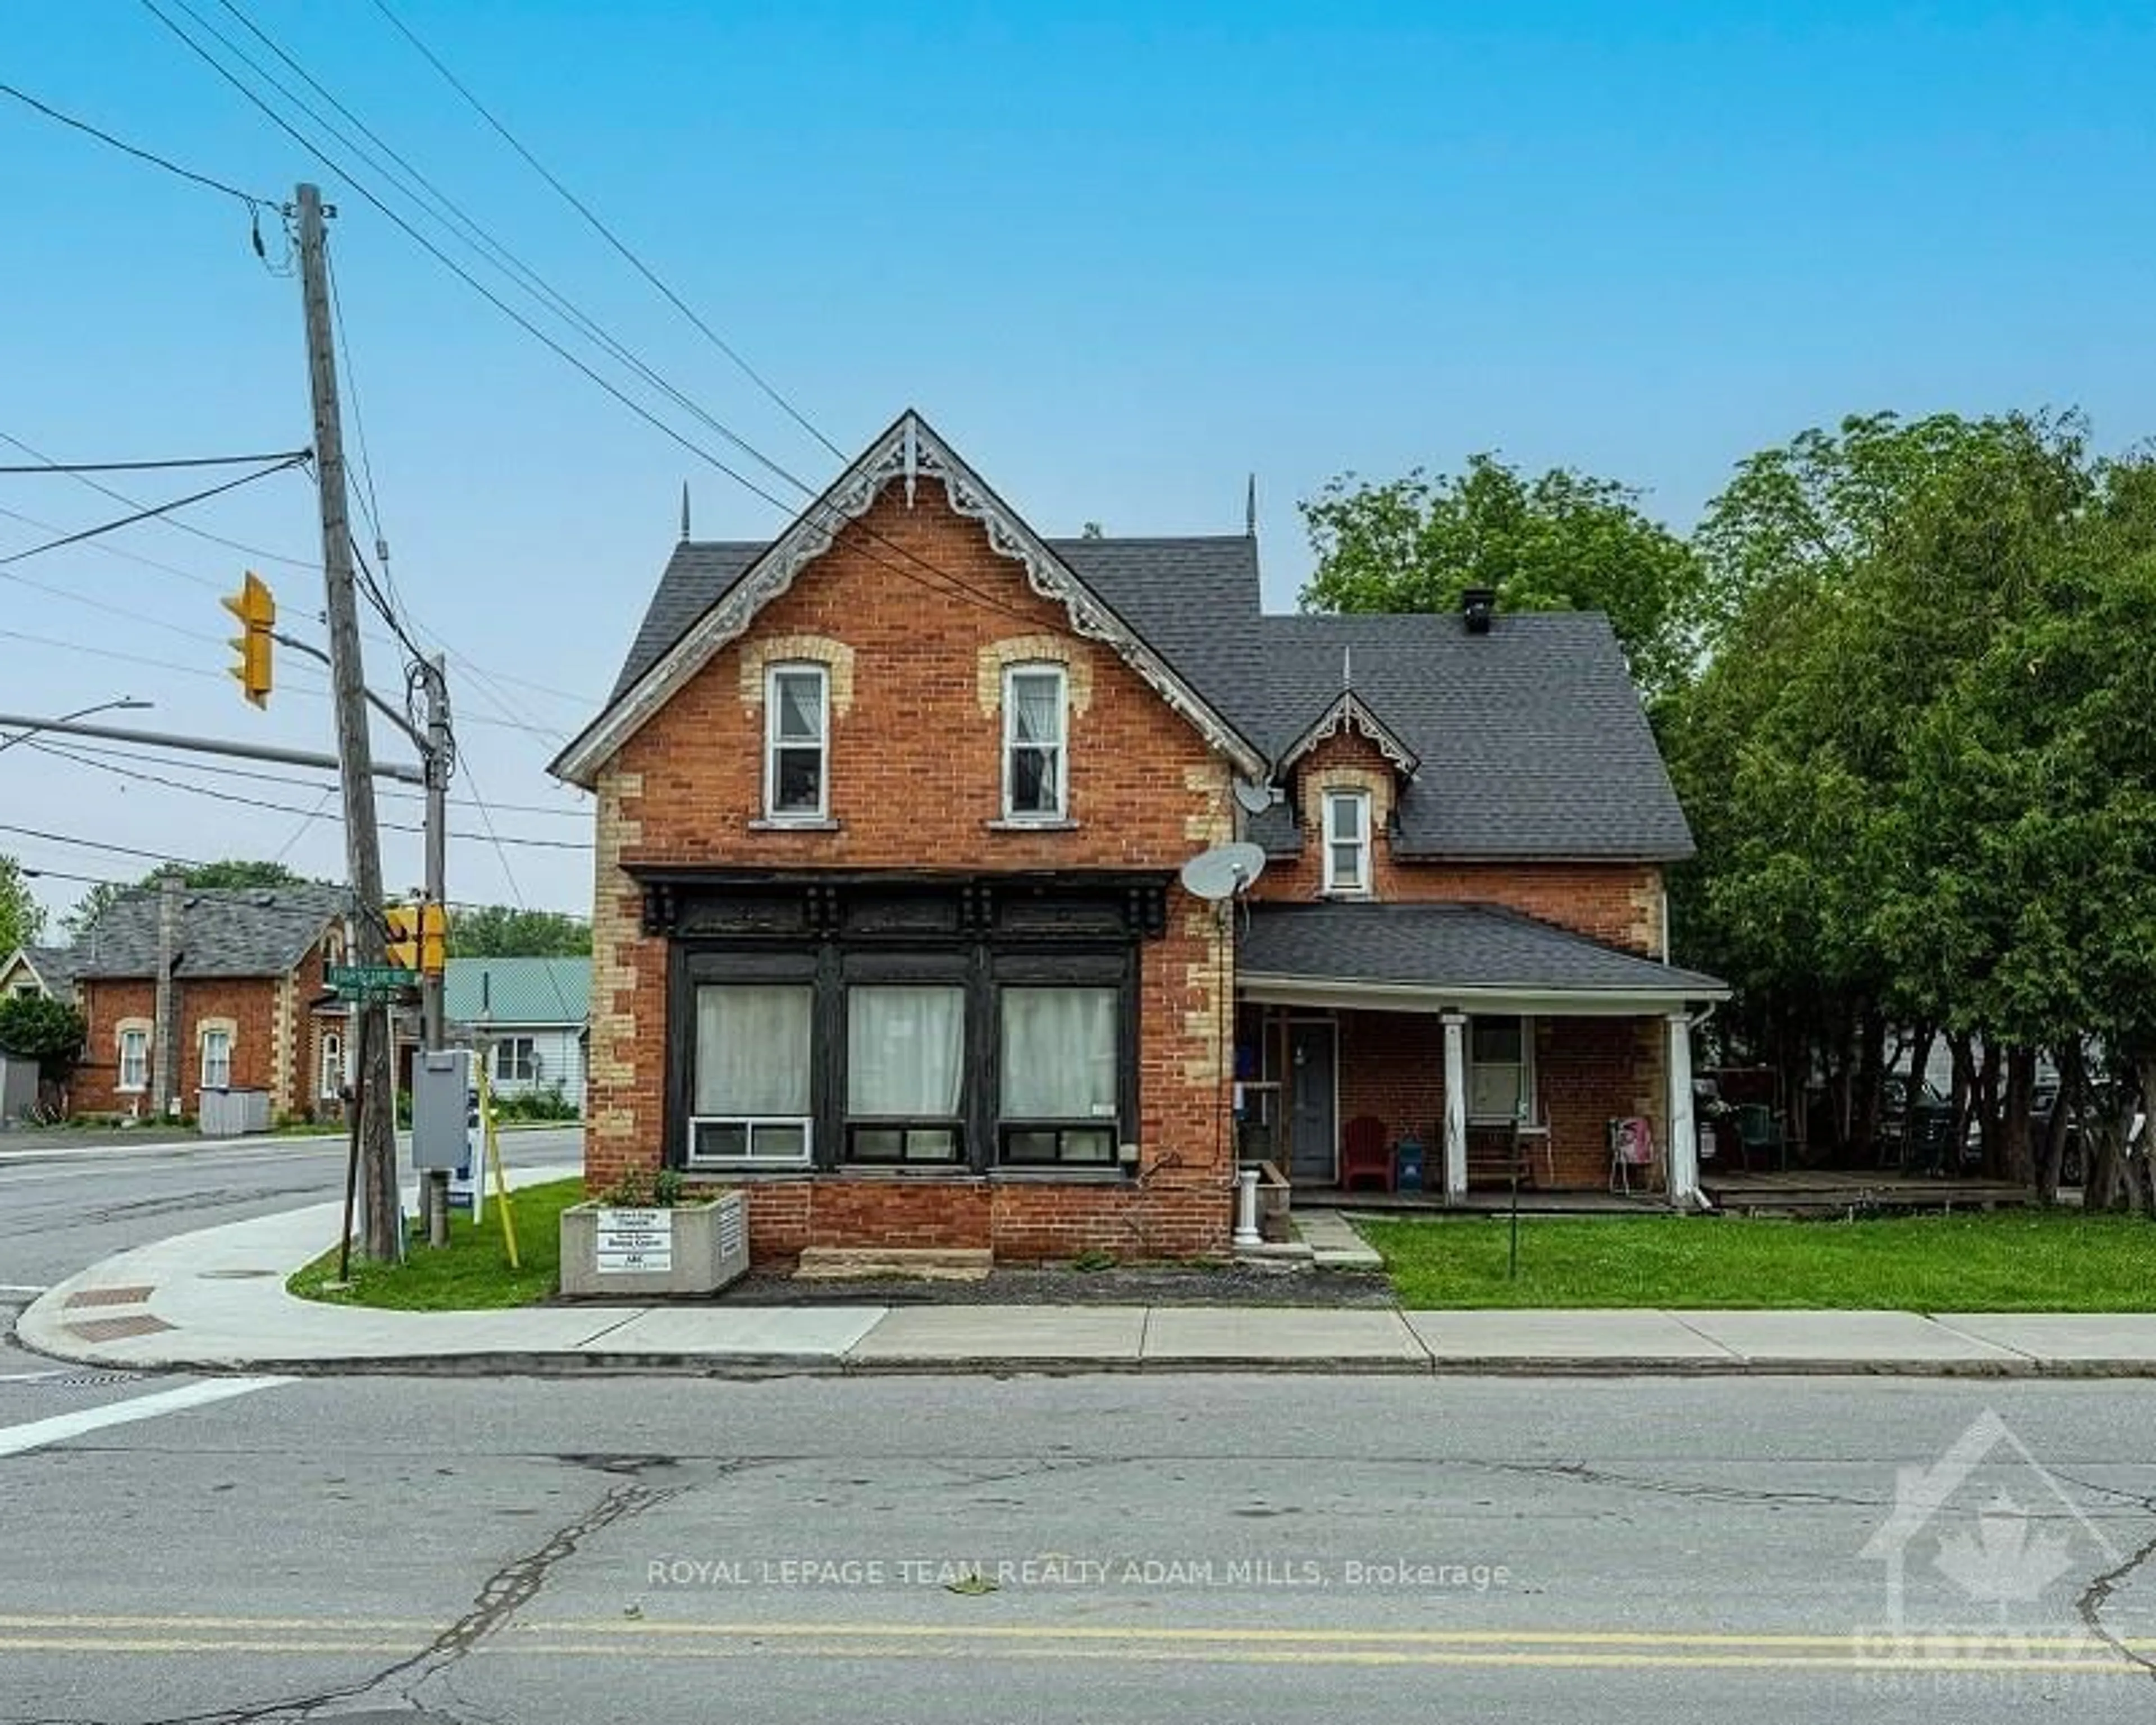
(73, 935), (339, 1121)
(1240, 726), (1677, 1191)
(586, 486), (1237, 1262)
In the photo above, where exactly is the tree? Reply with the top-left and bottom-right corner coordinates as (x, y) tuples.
(63, 860), (314, 941)
(0, 855), (43, 953)
(1666, 408), (2156, 1205)
(0, 993), (85, 1078)
(447, 904), (591, 958)
(1299, 453), (1701, 698)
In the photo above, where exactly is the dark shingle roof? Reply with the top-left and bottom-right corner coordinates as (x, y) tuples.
(20, 945), (85, 995)
(1240, 903), (1725, 995)
(72, 885), (345, 981)
(599, 533), (1694, 861)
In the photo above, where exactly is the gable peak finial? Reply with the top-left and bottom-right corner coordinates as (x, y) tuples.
(679, 482), (691, 542)
(1342, 644), (1353, 692)
(1245, 473), (1257, 537)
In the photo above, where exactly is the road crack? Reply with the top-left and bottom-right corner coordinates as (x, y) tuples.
(2075, 1495), (2156, 1684)
(1483, 1458), (1886, 1510)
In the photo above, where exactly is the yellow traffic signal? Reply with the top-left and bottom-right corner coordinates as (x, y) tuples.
(386, 902), (450, 975)
(385, 903), (422, 971)
(222, 571), (275, 708)
(421, 902), (448, 976)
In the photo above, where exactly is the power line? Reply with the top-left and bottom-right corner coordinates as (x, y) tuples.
(0, 80), (276, 209)
(0, 455), (311, 565)
(363, 0), (844, 462)
(145, 0), (1058, 641)
(0, 447), (309, 475)
(33, 734), (592, 817)
(0, 428), (321, 573)
(21, 734), (593, 850)
(457, 754), (586, 1024)
(0, 822), (204, 867)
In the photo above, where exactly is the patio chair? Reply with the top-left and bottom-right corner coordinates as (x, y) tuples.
(1609, 1115), (1660, 1196)
(1732, 1103), (1787, 1173)
(1339, 1115), (1393, 1193)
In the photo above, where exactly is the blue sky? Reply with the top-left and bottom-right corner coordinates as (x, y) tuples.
(4, 1), (2153, 926)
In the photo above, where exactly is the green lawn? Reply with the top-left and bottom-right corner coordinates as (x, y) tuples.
(288, 1177), (582, 1311)
(1360, 1211), (2156, 1311)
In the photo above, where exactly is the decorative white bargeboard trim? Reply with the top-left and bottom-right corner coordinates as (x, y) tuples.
(552, 410), (1266, 786)
(1277, 689), (1420, 776)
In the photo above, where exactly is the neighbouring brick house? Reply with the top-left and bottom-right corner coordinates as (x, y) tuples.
(551, 411), (1723, 1265)
(70, 880), (350, 1122)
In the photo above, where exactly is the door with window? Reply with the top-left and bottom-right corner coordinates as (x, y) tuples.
(1287, 1019), (1337, 1184)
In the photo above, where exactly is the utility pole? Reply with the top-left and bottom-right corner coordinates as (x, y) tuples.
(296, 182), (400, 1264)
(421, 653), (452, 1247)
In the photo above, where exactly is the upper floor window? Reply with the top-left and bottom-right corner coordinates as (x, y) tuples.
(1322, 789), (1372, 895)
(1003, 665), (1067, 820)
(200, 1027), (232, 1090)
(765, 664), (828, 820)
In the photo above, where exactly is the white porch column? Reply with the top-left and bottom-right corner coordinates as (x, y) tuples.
(1666, 1011), (1699, 1207)
(1441, 1012), (1468, 1200)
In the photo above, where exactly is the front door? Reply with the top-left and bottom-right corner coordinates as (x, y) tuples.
(1287, 1020), (1337, 1185)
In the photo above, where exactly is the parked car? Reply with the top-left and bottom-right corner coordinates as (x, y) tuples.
(1877, 1075), (1946, 1165)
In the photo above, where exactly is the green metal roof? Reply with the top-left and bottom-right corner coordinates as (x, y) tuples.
(443, 957), (590, 1027)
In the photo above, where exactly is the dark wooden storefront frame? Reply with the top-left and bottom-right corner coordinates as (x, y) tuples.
(629, 867), (1171, 1179)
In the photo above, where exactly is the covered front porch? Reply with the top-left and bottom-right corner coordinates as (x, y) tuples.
(1233, 903), (1728, 1209)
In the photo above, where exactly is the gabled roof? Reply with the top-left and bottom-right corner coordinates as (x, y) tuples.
(444, 957), (590, 1027)
(553, 410), (1268, 786)
(71, 885), (346, 981)
(1276, 687), (1420, 777)
(568, 417), (1694, 861)
(1239, 902), (1726, 1005)
(2, 944), (84, 997)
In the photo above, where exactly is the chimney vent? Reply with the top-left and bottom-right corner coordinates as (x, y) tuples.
(1461, 587), (1496, 635)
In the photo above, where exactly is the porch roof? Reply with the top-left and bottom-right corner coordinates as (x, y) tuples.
(1236, 902), (1728, 1016)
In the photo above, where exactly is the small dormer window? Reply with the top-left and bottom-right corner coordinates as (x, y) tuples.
(765, 664), (828, 819)
(1322, 789), (1371, 895)
(1003, 665), (1067, 820)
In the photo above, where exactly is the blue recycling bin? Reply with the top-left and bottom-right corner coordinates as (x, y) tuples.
(1394, 1133), (1426, 1194)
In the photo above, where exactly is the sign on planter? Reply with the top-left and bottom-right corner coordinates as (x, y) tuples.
(595, 1208), (674, 1274)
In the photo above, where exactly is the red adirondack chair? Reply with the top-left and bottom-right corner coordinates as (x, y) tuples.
(1339, 1114), (1393, 1193)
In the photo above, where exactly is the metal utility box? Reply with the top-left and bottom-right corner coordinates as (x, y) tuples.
(412, 1049), (473, 1170)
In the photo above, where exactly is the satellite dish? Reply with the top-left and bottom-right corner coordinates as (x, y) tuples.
(1179, 841), (1267, 902)
(1232, 777), (1278, 815)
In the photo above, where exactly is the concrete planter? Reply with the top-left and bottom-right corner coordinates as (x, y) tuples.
(559, 1191), (749, 1298)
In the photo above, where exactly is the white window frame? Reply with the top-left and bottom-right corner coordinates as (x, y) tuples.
(1002, 663), (1068, 821)
(199, 1026), (232, 1091)
(117, 1027), (149, 1093)
(319, 1031), (344, 1099)
(763, 662), (829, 821)
(687, 1117), (814, 1167)
(687, 982), (815, 1169)
(1467, 1014), (1537, 1125)
(1322, 788), (1372, 895)
(493, 1036), (539, 1085)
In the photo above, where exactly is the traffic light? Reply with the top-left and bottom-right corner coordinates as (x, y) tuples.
(385, 903), (422, 972)
(421, 902), (448, 976)
(385, 902), (450, 975)
(222, 571), (275, 708)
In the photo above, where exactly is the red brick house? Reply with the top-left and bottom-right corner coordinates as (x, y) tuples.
(551, 411), (1722, 1264)
(70, 880), (350, 1123)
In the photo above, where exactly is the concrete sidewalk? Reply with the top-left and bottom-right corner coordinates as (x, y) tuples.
(16, 1179), (2156, 1378)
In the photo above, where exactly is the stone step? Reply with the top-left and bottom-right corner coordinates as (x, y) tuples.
(792, 1246), (994, 1283)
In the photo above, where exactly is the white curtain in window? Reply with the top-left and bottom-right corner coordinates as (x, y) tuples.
(1011, 672), (1061, 744)
(202, 1031), (231, 1088)
(1002, 987), (1117, 1118)
(696, 985), (811, 1115)
(848, 986), (964, 1117)
(776, 670), (823, 742)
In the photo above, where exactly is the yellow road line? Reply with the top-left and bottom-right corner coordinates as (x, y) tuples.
(1, 1614), (2146, 1653)
(0, 1634), (2145, 1674)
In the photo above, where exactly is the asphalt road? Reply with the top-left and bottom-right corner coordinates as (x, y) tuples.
(2, 1137), (2153, 1723)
